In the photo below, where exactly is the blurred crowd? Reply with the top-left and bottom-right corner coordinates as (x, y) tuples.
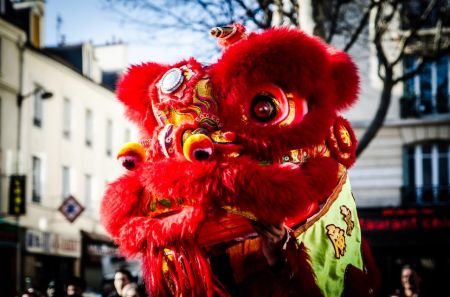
(17, 263), (437, 297)
(19, 268), (146, 297)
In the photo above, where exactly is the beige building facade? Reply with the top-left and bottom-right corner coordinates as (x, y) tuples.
(0, 2), (138, 295)
(344, 3), (450, 295)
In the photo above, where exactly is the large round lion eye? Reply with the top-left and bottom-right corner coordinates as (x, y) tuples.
(251, 93), (278, 122)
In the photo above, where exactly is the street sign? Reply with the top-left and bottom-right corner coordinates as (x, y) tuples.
(8, 175), (26, 216)
(58, 195), (85, 223)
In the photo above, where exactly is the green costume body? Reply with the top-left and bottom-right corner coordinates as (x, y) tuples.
(296, 173), (363, 297)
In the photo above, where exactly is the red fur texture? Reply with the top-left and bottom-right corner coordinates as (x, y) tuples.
(101, 25), (361, 296)
(210, 28), (358, 154)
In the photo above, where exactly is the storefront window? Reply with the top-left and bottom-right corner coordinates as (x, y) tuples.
(403, 141), (450, 204)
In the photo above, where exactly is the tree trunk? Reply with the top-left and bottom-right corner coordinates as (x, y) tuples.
(356, 67), (394, 157)
(272, 0), (284, 26)
(298, 0), (326, 38)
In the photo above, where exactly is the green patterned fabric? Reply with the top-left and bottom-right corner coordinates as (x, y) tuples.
(296, 175), (363, 297)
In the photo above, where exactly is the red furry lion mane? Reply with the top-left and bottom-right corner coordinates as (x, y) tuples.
(100, 25), (374, 297)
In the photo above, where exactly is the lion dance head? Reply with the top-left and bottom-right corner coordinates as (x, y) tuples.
(101, 24), (360, 297)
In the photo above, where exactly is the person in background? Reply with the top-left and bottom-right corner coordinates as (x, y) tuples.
(21, 288), (40, 297)
(110, 268), (132, 297)
(47, 280), (64, 297)
(65, 277), (86, 297)
(391, 265), (422, 297)
(121, 283), (141, 297)
(22, 277), (43, 297)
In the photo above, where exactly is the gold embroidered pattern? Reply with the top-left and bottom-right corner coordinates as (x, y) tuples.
(339, 125), (352, 146)
(340, 205), (355, 236)
(326, 224), (346, 259)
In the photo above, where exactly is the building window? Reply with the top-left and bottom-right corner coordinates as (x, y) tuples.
(32, 156), (42, 203)
(63, 98), (71, 138)
(85, 109), (93, 147)
(62, 166), (70, 200)
(33, 87), (44, 127)
(106, 119), (113, 156)
(84, 174), (92, 211)
(400, 1), (444, 30)
(401, 55), (450, 118)
(403, 141), (450, 205)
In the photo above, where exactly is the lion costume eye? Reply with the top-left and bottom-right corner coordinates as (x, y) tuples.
(247, 84), (308, 127)
(251, 93), (278, 122)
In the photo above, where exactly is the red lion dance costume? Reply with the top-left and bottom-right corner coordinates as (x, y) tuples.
(101, 24), (379, 297)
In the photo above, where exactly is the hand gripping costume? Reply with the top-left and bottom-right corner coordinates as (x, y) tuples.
(101, 24), (379, 297)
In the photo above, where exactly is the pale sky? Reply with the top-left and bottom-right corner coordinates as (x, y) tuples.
(44, 0), (214, 65)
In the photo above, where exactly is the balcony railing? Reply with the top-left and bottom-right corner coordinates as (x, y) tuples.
(401, 185), (450, 205)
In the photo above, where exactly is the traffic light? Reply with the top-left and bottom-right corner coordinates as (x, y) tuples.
(8, 175), (26, 216)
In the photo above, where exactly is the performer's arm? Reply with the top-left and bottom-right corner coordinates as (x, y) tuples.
(252, 221), (288, 267)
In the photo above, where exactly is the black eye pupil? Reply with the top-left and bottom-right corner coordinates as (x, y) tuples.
(251, 94), (277, 122)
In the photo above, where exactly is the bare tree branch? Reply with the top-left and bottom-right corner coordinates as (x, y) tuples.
(374, 1), (389, 78)
(101, 0), (450, 159)
(225, 0), (236, 22)
(193, 0), (222, 25)
(393, 46), (450, 84)
(285, 0), (299, 26)
(357, 0), (450, 157)
(234, 0), (270, 28)
(391, 0), (438, 66)
(357, 0), (395, 157)
(343, 1), (377, 51)
(326, 0), (343, 43)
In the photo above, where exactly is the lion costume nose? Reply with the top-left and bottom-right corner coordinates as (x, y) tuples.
(183, 133), (215, 162)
